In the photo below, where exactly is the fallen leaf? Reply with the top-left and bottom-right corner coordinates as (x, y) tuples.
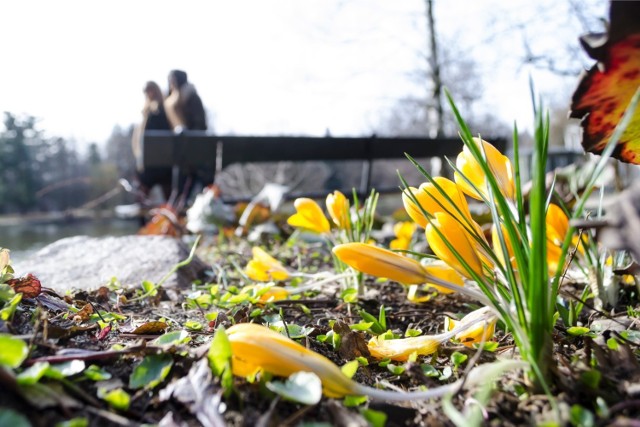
(333, 321), (371, 360)
(159, 358), (226, 427)
(131, 321), (169, 335)
(73, 303), (94, 323)
(570, 2), (640, 163)
(7, 274), (42, 299)
(97, 323), (112, 340)
(139, 205), (181, 236)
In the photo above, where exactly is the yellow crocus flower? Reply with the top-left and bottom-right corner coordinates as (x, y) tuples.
(445, 307), (497, 348)
(225, 323), (514, 401)
(454, 138), (515, 201)
(326, 190), (351, 230)
(402, 177), (472, 228)
(426, 212), (491, 280)
(546, 203), (586, 276)
(491, 222), (517, 269)
(546, 204), (570, 246)
(227, 323), (359, 398)
(245, 247), (290, 282)
(546, 241), (564, 277)
(390, 221), (417, 251)
(333, 242), (429, 285)
(287, 198), (331, 234)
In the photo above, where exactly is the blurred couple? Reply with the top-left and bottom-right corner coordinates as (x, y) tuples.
(132, 69), (207, 203)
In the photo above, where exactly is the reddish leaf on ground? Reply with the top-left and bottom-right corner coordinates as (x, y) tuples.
(96, 323), (112, 340)
(570, 2), (640, 164)
(7, 273), (42, 298)
(138, 205), (181, 236)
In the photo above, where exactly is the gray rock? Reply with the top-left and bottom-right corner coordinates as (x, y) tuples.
(14, 235), (209, 292)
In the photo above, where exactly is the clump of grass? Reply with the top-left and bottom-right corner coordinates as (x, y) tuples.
(334, 86), (640, 401)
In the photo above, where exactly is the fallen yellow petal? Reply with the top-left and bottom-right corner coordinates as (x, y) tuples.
(227, 323), (359, 397)
(241, 284), (290, 303)
(445, 307), (497, 347)
(368, 334), (442, 361)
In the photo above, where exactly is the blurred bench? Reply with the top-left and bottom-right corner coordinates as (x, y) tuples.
(141, 131), (507, 199)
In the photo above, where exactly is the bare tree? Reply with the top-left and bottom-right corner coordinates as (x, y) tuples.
(425, 0), (444, 137)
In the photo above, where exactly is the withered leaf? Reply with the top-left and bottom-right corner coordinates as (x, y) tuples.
(46, 324), (98, 340)
(7, 273), (42, 298)
(73, 303), (94, 323)
(138, 205), (180, 236)
(333, 321), (371, 360)
(131, 321), (169, 335)
(96, 286), (110, 303)
(97, 323), (112, 340)
(570, 2), (640, 164)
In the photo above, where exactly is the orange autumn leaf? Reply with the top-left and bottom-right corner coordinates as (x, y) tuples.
(570, 2), (640, 163)
(138, 205), (181, 236)
(7, 273), (42, 299)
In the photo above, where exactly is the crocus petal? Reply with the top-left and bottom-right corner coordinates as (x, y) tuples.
(390, 237), (410, 251)
(243, 284), (290, 303)
(426, 212), (488, 279)
(394, 221), (417, 241)
(333, 243), (428, 285)
(546, 239), (564, 277)
(402, 187), (429, 228)
(402, 178), (471, 228)
(245, 247), (290, 282)
(227, 323), (359, 397)
(287, 198), (331, 234)
(245, 260), (271, 281)
(326, 191), (350, 230)
(546, 204), (569, 246)
(259, 286), (290, 302)
(445, 307), (497, 347)
(367, 334), (443, 361)
(491, 222), (517, 269)
(423, 261), (465, 294)
(455, 138), (514, 201)
(406, 261), (465, 301)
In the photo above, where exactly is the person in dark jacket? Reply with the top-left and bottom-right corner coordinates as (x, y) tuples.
(164, 69), (207, 132)
(132, 81), (173, 200)
(164, 70), (212, 198)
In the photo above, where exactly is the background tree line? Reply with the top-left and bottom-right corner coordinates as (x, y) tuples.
(0, 112), (135, 215)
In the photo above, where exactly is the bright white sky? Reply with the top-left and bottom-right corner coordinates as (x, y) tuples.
(0, 0), (607, 148)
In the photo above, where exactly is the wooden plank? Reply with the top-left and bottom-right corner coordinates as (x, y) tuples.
(217, 136), (369, 165)
(142, 131), (216, 168)
(142, 132), (507, 168)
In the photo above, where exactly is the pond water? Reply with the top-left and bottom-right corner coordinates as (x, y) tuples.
(0, 218), (140, 263)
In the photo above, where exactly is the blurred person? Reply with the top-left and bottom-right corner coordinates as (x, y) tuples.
(164, 69), (213, 200)
(164, 69), (207, 132)
(132, 81), (173, 200)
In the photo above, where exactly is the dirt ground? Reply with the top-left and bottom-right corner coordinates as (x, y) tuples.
(1, 236), (639, 427)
